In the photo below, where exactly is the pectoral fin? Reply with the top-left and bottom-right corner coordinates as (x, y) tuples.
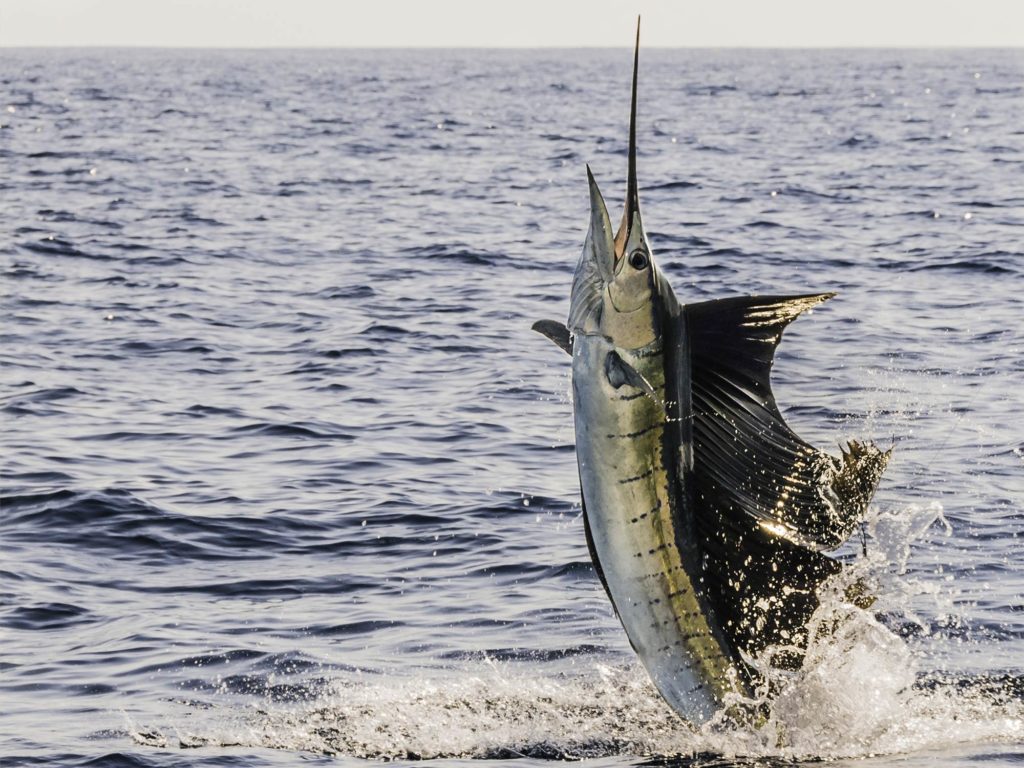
(532, 319), (573, 355)
(605, 351), (665, 413)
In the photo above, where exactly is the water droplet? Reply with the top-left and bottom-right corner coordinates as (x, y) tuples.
(89, 167), (97, 176)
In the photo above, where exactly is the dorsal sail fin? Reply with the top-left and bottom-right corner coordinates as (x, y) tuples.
(684, 293), (889, 550)
(678, 293), (890, 663)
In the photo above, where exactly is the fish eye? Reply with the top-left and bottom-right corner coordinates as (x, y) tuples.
(628, 250), (649, 271)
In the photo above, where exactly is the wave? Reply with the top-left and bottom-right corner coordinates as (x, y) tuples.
(118, 339), (219, 356)
(19, 236), (111, 261)
(399, 243), (501, 267)
(642, 180), (701, 192)
(1, 601), (94, 631)
(909, 256), (1019, 275)
(1, 754), (170, 768)
(0, 488), (339, 564)
(227, 421), (356, 441)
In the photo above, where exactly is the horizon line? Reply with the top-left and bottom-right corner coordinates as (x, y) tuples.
(2, 43), (1020, 51)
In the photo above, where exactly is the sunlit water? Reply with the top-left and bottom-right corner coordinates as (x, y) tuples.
(1, 48), (1022, 767)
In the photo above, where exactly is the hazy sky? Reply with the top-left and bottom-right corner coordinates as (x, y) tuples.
(1, 0), (1022, 48)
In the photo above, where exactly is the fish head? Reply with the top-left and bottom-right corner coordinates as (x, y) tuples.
(567, 169), (659, 350)
(567, 19), (659, 351)
(608, 176), (655, 317)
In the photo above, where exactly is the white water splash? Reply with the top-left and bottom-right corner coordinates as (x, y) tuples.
(129, 626), (1021, 761)
(128, 503), (1020, 762)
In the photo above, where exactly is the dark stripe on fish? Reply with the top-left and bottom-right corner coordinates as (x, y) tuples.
(619, 466), (656, 484)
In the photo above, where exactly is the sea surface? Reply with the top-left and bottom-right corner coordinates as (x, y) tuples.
(1, 47), (1022, 767)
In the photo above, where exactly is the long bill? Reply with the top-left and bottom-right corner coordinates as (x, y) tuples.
(614, 17), (642, 260)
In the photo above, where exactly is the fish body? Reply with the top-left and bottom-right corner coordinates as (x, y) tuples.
(573, 324), (746, 722)
(535, 20), (889, 727)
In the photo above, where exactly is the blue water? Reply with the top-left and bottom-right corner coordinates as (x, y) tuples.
(1, 47), (1022, 766)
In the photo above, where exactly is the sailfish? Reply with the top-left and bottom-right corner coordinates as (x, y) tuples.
(534, 21), (890, 726)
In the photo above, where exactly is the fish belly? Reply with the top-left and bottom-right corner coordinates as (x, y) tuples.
(572, 337), (742, 724)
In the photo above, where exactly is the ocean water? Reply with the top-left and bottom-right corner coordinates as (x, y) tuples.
(1, 47), (1022, 767)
